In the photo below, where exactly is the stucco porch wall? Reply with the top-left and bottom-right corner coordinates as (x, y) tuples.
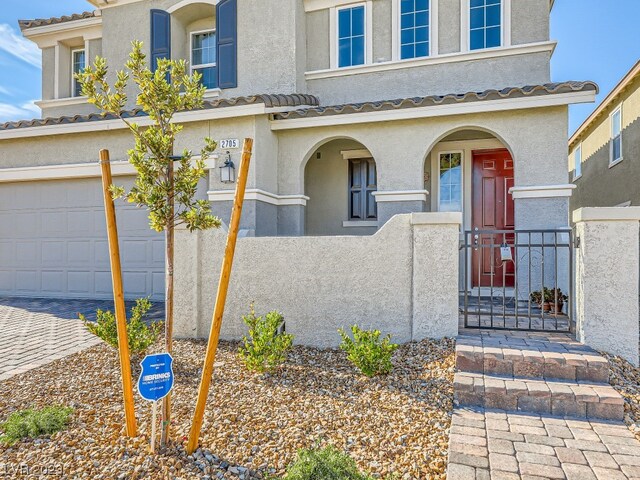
(174, 212), (461, 348)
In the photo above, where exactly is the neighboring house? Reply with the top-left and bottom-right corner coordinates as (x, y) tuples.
(569, 60), (640, 211)
(0, 0), (596, 313)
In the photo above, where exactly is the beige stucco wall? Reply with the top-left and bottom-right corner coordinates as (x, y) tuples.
(511, 0), (549, 46)
(277, 106), (568, 196)
(574, 208), (640, 366)
(174, 212), (461, 347)
(41, 47), (56, 102)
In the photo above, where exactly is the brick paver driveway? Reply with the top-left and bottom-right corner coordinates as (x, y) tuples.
(0, 297), (165, 381)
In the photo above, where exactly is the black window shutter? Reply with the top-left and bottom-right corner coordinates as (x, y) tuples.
(216, 0), (238, 89)
(150, 9), (171, 72)
(365, 159), (378, 219)
(349, 159), (363, 220)
(348, 158), (377, 221)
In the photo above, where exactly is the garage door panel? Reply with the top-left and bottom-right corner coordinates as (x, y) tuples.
(123, 271), (149, 297)
(42, 271), (65, 293)
(0, 177), (164, 300)
(0, 241), (14, 264)
(68, 210), (98, 233)
(42, 241), (65, 265)
(68, 271), (92, 294)
(67, 241), (91, 264)
(0, 271), (13, 290)
(15, 270), (38, 292)
(13, 213), (38, 236)
(16, 242), (39, 265)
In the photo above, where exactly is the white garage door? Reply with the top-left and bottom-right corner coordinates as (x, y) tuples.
(0, 177), (164, 300)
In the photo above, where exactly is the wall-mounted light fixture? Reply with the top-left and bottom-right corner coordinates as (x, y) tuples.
(219, 151), (235, 184)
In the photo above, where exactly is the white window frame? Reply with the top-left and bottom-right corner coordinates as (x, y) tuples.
(190, 28), (217, 89)
(609, 105), (623, 167)
(461, 0), (511, 52)
(71, 48), (86, 98)
(573, 143), (582, 180)
(392, 0), (439, 61)
(436, 150), (464, 213)
(330, 1), (373, 69)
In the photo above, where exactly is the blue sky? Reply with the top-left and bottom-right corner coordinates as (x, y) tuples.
(0, 0), (639, 135)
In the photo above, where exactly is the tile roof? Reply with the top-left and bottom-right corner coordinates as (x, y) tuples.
(18, 11), (98, 31)
(273, 82), (599, 121)
(0, 94), (320, 131)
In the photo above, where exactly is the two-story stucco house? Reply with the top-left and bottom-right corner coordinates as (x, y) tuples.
(0, 0), (596, 343)
(569, 60), (640, 211)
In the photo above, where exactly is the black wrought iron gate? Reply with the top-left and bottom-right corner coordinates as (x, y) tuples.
(460, 229), (574, 332)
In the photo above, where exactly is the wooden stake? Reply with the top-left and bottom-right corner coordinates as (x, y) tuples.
(150, 400), (158, 453)
(186, 138), (254, 454)
(99, 149), (137, 437)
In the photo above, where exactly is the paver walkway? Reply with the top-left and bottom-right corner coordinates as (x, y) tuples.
(0, 297), (164, 381)
(448, 330), (640, 479)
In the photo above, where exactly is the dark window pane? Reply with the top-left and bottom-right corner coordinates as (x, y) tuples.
(415, 41), (429, 57)
(401, 28), (414, 45)
(415, 26), (429, 42)
(416, 0), (429, 11)
(470, 29), (485, 50)
(338, 8), (351, 38)
(401, 12), (414, 29)
(195, 66), (218, 89)
(486, 26), (501, 47)
(613, 137), (622, 161)
(351, 36), (365, 65)
(470, 8), (485, 29)
(471, 0), (485, 7)
(401, 44), (414, 59)
(351, 6), (365, 36)
(486, 4), (501, 27)
(401, 0), (414, 14)
(415, 10), (429, 27)
(338, 38), (351, 67)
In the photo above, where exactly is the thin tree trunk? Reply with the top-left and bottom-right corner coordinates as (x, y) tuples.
(161, 156), (175, 446)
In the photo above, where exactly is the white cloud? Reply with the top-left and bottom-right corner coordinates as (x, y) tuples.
(0, 24), (41, 68)
(0, 100), (40, 123)
(0, 85), (10, 96)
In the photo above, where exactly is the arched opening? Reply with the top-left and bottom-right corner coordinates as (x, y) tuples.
(304, 138), (378, 236)
(169, 1), (216, 89)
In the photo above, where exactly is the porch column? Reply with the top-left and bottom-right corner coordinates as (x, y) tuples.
(411, 212), (462, 340)
(574, 207), (640, 366)
(374, 190), (429, 227)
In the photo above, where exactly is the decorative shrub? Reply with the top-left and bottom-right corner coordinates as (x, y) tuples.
(80, 298), (162, 354)
(284, 445), (373, 480)
(238, 304), (293, 373)
(338, 325), (398, 377)
(0, 406), (73, 445)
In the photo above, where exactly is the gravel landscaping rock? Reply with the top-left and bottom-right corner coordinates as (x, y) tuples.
(0, 338), (455, 479)
(605, 352), (640, 441)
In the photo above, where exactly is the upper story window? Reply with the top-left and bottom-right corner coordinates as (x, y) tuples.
(400, 0), (430, 59)
(191, 30), (218, 89)
(610, 106), (622, 165)
(574, 144), (582, 180)
(439, 152), (463, 212)
(470, 0), (502, 51)
(337, 4), (366, 68)
(72, 49), (86, 97)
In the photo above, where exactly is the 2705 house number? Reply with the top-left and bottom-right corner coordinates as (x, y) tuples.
(219, 139), (240, 149)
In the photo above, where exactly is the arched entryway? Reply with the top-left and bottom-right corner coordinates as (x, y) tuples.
(304, 138), (377, 236)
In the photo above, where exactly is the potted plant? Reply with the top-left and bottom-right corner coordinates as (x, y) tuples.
(547, 288), (568, 314)
(530, 290), (542, 308)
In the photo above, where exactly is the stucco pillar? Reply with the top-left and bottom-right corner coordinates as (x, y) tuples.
(173, 227), (201, 339)
(374, 190), (429, 227)
(574, 207), (640, 366)
(411, 212), (462, 340)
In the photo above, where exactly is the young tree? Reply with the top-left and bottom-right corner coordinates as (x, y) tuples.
(77, 41), (221, 445)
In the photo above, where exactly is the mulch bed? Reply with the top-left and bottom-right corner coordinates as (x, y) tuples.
(0, 338), (455, 479)
(605, 352), (640, 441)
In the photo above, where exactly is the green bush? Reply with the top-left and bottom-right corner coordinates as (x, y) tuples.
(338, 325), (398, 377)
(284, 445), (373, 480)
(0, 406), (73, 446)
(80, 298), (162, 354)
(238, 304), (293, 373)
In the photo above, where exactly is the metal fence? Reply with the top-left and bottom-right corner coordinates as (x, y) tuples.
(460, 229), (573, 332)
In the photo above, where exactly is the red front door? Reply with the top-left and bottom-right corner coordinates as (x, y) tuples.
(471, 149), (515, 288)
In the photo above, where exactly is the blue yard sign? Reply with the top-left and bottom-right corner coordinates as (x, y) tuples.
(138, 353), (174, 402)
